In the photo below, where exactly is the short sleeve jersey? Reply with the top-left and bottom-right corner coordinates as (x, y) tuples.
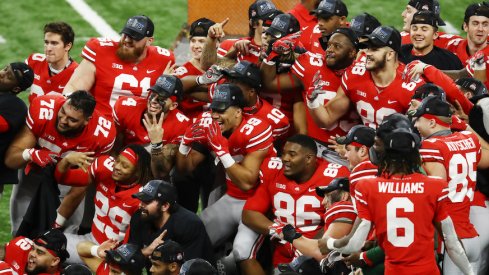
(419, 131), (481, 238)
(448, 39), (489, 66)
(355, 173), (449, 274)
(341, 62), (422, 128)
(113, 96), (190, 147)
(4, 236), (33, 275)
(292, 52), (360, 142)
(349, 160), (378, 209)
(401, 31), (463, 48)
(89, 155), (142, 243)
(245, 157), (350, 236)
(26, 95), (116, 158)
(174, 61), (208, 121)
(0, 261), (15, 275)
(26, 53), (78, 103)
(81, 37), (175, 116)
(244, 98), (290, 141)
(324, 201), (357, 230)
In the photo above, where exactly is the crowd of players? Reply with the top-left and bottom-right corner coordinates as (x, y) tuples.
(1, 0), (489, 274)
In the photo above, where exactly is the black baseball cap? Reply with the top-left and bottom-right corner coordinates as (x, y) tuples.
(350, 13), (381, 37)
(209, 84), (245, 112)
(464, 3), (489, 23)
(248, 0), (281, 25)
(412, 83), (446, 101)
(34, 229), (70, 261)
(377, 113), (414, 139)
(456, 77), (488, 103)
(360, 26), (401, 53)
(221, 61), (262, 89)
(132, 180), (177, 203)
(264, 14), (300, 39)
(148, 75), (184, 101)
(62, 264), (92, 275)
(179, 258), (217, 275)
(336, 125), (375, 147)
(152, 241), (185, 264)
(310, 0), (348, 19)
(382, 128), (421, 153)
(105, 244), (146, 274)
(332, 28), (360, 49)
(411, 10), (438, 28)
(10, 62), (34, 91)
(120, 15), (154, 41)
(189, 18), (215, 38)
(316, 177), (349, 197)
(411, 95), (452, 118)
(277, 256), (322, 275)
(408, 0), (446, 25)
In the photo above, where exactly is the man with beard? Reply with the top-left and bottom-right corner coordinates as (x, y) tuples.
(5, 90), (116, 235)
(113, 75), (190, 179)
(308, 26), (424, 129)
(128, 180), (213, 263)
(240, 135), (349, 274)
(62, 15), (175, 116)
(53, 144), (152, 264)
(26, 22), (78, 103)
(2, 229), (69, 275)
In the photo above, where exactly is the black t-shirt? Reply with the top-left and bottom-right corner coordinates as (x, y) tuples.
(400, 44), (464, 70)
(128, 204), (214, 264)
(0, 93), (27, 184)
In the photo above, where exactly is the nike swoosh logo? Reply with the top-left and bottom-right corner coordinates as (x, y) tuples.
(122, 203), (131, 208)
(209, 139), (222, 150)
(302, 26), (309, 31)
(147, 69), (156, 73)
(76, 146), (89, 150)
(309, 187), (316, 192)
(387, 100), (397, 104)
(58, 85), (65, 89)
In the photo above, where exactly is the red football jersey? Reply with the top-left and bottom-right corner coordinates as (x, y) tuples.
(4, 236), (33, 275)
(174, 61), (208, 122)
(324, 201), (357, 230)
(0, 261), (15, 275)
(419, 131), (481, 238)
(217, 39), (239, 58)
(355, 173), (449, 275)
(245, 157), (349, 265)
(259, 81), (301, 123)
(307, 25), (325, 55)
(341, 62), (422, 128)
(80, 37), (175, 116)
(349, 160), (378, 209)
(90, 156), (142, 243)
(244, 97), (290, 141)
(401, 31), (463, 48)
(26, 95), (116, 158)
(25, 53), (78, 103)
(446, 38), (489, 66)
(292, 52), (359, 142)
(113, 96), (190, 147)
(96, 263), (110, 275)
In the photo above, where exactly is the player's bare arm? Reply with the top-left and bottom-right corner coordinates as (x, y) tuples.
(293, 100), (307, 135)
(62, 59), (96, 96)
(310, 86), (351, 129)
(242, 209), (274, 235)
(5, 125), (37, 169)
(225, 149), (269, 191)
(260, 62), (302, 92)
(423, 161), (448, 179)
(200, 18), (229, 70)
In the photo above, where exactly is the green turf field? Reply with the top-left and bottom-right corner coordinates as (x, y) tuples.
(0, 0), (478, 244)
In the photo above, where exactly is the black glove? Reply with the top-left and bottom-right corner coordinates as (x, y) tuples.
(282, 224), (302, 243)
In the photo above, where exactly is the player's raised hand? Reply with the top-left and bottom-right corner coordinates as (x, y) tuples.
(234, 39), (252, 56)
(469, 50), (486, 71)
(208, 18), (229, 39)
(196, 64), (224, 85)
(206, 121), (230, 157)
(62, 151), (95, 172)
(403, 60), (430, 83)
(98, 239), (120, 259)
(143, 113), (164, 145)
(163, 61), (177, 76)
(26, 148), (60, 167)
(306, 71), (326, 109)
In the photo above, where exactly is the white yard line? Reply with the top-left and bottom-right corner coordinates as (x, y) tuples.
(65, 0), (121, 40)
(443, 21), (460, 35)
(0, 35), (6, 44)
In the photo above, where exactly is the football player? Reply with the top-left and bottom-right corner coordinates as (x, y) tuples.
(241, 134), (349, 273)
(26, 22), (78, 103)
(78, 243), (145, 275)
(113, 75), (190, 179)
(5, 90), (116, 235)
(54, 144), (152, 264)
(320, 128), (475, 275)
(413, 96), (489, 274)
(63, 15), (175, 116)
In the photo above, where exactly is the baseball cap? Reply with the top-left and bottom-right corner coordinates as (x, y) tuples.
(179, 258), (217, 275)
(34, 229), (70, 261)
(310, 0), (348, 19)
(62, 264), (92, 275)
(464, 3), (489, 23)
(264, 14), (300, 39)
(412, 95), (452, 118)
(408, 0), (446, 25)
(277, 256), (322, 275)
(189, 18), (215, 38)
(10, 62), (34, 91)
(132, 180), (177, 203)
(359, 26), (401, 53)
(248, 0), (281, 25)
(105, 244), (145, 274)
(221, 61), (262, 89)
(456, 77), (488, 103)
(331, 27), (360, 49)
(120, 15), (154, 41)
(382, 128), (421, 153)
(411, 10), (438, 28)
(336, 125), (375, 147)
(316, 177), (349, 197)
(377, 113), (414, 139)
(412, 83), (446, 101)
(152, 241), (185, 264)
(350, 13), (381, 37)
(209, 83), (245, 112)
(148, 75), (183, 101)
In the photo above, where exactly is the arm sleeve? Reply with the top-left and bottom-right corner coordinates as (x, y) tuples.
(363, 245), (385, 266)
(336, 219), (371, 254)
(441, 217), (475, 275)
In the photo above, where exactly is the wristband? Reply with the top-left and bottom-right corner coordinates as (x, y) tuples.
(327, 238), (337, 250)
(196, 76), (203, 86)
(151, 142), (163, 150)
(90, 245), (100, 258)
(307, 98), (321, 109)
(220, 153), (236, 169)
(22, 149), (32, 161)
(178, 144), (191, 155)
(263, 59), (276, 66)
(55, 213), (67, 227)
